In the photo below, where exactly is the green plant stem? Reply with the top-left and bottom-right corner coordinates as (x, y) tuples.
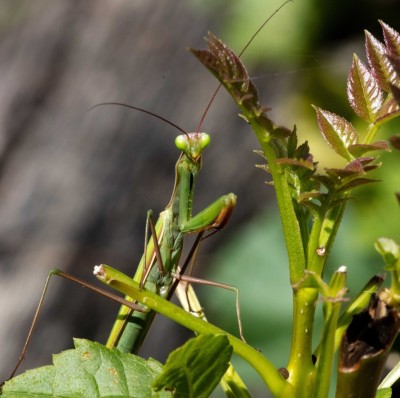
(363, 122), (381, 144)
(96, 265), (287, 397)
(307, 212), (325, 273)
(313, 300), (342, 398)
(284, 288), (318, 397)
(247, 117), (306, 284)
(246, 116), (317, 396)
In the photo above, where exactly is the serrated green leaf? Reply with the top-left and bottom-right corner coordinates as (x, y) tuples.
(2, 339), (170, 398)
(347, 54), (384, 122)
(313, 106), (358, 160)
(380, 20), (400, 58)
(152, 334), (232, 398)
(365, 30), (399, 92)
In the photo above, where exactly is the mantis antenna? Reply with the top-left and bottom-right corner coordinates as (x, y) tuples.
(88, 102), (190, 138)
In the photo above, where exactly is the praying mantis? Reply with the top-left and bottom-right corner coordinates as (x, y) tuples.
(102, 113), (238, 354)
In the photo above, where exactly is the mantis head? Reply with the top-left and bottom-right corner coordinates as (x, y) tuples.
(175, 132), (211, 162)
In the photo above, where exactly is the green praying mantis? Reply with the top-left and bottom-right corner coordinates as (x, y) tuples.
(103, 114), (238, 354)
(5, 106), (243, 381)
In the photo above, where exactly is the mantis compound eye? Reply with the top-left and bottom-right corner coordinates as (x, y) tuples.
(175, 134), (189, 152)
(198, 132), (211, 150)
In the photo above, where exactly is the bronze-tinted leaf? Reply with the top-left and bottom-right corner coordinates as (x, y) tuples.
(348, 140), (389, 157)
(347, 54), (383, 122)
(390, 83), (400, 105)
(337, 178), (379, 194)
(365, 30), (399, 92)
(387, 54), (400, 75)
(298, 191), (323, 202)
(313, 174), (335, 190)
(347, 156), (379, 173)
(376, 97), (400, 121)
(324, 158), (378, 184)
(294, 141), (311, 161)
(325, 165), (363, 180)
(387, 54), (400, 105)
(380, 21), (400, 57)
(276, 157), (314, 170)
(190, 33), (273, 132)
(313, 106), (358, 161)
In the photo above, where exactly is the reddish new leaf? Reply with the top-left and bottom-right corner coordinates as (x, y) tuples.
(380, 21), (400, 57)
(376, 97), (400, 122)
(190, 33), (274, 133)
(276, 157), (314, 170)
(365, 30), (399, 92)
(325, 157), (377, 180)
(387, 54), (400, 76)
(347, 54), (383, 122)
(313, 106), (358, 161)
(391, 84), (400, 105)
(337, 178), (378, 194)
(387, 54), (400, 106)
(348, 140), (389, 158)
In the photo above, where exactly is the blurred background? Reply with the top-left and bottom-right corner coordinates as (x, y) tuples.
(0, 1), (399, 397)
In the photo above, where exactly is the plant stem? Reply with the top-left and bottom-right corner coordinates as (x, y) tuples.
(247, 117), (306, 284)
(285, 288), (318, 397)
(313, 298), (342, 398)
